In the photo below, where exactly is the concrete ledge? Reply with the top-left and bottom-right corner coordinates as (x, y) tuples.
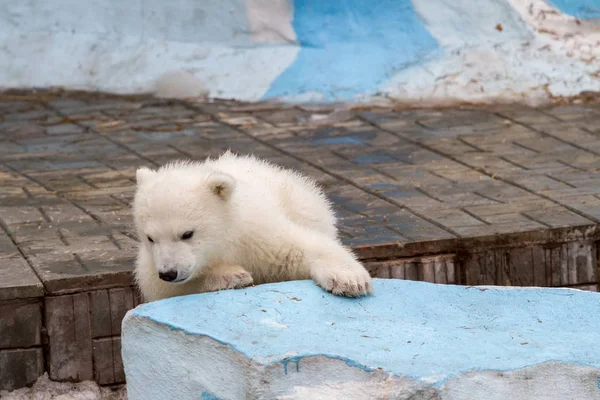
(122, 280), (600, 399)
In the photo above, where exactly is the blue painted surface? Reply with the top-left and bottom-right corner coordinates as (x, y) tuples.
(549, 0), (600, 18)
(132, 280), (600, 384)
(264, 0), (440, 100)
(200, 392), (220, 400)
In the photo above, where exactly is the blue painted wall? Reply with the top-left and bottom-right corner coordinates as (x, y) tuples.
(264, 0), (440, 100)
(549, 0), (600, 18)
(3, 0), (600, 102)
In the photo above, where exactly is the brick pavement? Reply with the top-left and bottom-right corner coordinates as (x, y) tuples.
(2, 92), (600, 299)
(3, 91), (600, 389)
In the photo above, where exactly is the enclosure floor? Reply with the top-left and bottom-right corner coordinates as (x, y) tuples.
(2, 91), (600, 298)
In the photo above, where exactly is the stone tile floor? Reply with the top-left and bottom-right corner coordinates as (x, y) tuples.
(2, 90), (600, 299)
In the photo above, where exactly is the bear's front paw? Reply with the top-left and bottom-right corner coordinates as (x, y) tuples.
(202, 266), (254, 292)
(312, 265), (374, 298)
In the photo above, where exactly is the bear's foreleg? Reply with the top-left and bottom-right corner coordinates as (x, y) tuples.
(297, 231), (374, 297)
(199, 264), (254, 292)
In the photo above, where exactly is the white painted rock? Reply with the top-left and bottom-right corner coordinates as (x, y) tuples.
(122, 280), (600, 400)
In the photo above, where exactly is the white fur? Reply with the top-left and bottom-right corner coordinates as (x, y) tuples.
(133, 151), (373, 302)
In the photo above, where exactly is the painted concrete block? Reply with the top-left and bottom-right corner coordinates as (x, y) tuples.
(122, 279), (600, 399)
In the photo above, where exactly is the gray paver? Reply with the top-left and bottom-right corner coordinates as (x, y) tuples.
(1, 91), (600, 296)
(0, 228), (43, 300)
(0, 348), (44, 391)
(0, 300), (42, 348)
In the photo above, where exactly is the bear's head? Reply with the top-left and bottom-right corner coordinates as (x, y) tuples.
(133, 163), (236, 284)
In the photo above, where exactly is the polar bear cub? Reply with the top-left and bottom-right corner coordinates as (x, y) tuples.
(133, 151), (373, 302)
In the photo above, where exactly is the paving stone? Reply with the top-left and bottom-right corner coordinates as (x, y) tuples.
(365, 254), (456, 284)
(523, 206), (594, 228)
(423, 209), (487, 231)
(0, 348), (44, 391)
(454, 221), (548, 238)
(89, 286), (141, 339)
(90, 289), (113, 338)
(0, 299), (42, 348)
(0, 231), (43, 300)
(0, 206), (44, 225)
(2, 91), (600, 301)
(29, 250), (136, 294)
(496, 108), (560, 124)
(45, 293), (94, 381)
(43, 285), (137, 386)
(543, 106), (600, 121)
(92, 337), (121, 385)
(544, 195), (600, 222)
(463, 241), (597, 287)
(45, 123), (85, 135)
(108, 287), (136, 336)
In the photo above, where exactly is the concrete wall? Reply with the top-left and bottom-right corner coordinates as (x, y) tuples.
(1, 0), (599, 104)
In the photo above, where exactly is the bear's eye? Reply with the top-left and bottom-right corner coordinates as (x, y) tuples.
(181, 231), (194, 240)
(147, 236), (154, 243)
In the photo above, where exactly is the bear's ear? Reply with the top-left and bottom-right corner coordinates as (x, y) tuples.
(136, 167), (156, 186)
(207, 172), (236, 200)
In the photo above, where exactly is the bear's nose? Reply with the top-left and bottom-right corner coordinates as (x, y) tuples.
(159, 269), (178, 282)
